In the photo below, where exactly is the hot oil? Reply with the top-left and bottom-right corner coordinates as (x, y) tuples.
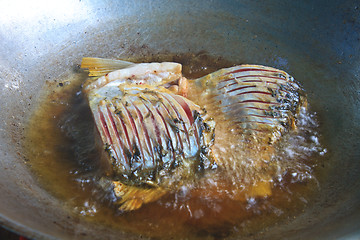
(24, 52), (327, 239)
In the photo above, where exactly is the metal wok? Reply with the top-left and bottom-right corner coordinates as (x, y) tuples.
(0, 0), (360, 239)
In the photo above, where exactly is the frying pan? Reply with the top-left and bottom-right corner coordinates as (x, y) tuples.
(1, 0), (360, 239)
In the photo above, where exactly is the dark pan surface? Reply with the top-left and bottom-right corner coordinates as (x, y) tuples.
(0, 0), (360, 239)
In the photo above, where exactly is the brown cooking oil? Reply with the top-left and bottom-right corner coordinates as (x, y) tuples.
(23, 52), (327, 239)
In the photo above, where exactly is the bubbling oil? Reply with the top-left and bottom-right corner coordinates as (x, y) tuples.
(24, 52), (326, 239)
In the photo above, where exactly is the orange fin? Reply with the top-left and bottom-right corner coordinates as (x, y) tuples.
(81, 57), (134, 77)
(113, 181), (167, 211)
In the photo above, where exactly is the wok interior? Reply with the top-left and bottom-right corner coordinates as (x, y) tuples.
(1, 0), (360, 239)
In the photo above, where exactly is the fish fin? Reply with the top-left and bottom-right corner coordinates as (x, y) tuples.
(113, 181), (167, 211)
(81, 57), (134, 77)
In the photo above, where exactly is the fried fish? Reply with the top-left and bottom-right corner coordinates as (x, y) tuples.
(81, 57), (306, 211)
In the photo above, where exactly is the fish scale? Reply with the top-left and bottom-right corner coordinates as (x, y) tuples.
(194, 64), (304, 139)
(91, 84), (214, 183)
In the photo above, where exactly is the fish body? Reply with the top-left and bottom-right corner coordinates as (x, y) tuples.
(82, 59), (215, 210)
(81, 58), (306, 210)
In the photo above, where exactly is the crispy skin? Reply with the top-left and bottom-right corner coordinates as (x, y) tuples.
(92, 86), (215, 184)
(194, 64), (306, 142)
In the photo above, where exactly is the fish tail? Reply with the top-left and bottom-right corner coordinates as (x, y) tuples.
(81, 57), (134, 77)
(113, 181), (167, 211)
